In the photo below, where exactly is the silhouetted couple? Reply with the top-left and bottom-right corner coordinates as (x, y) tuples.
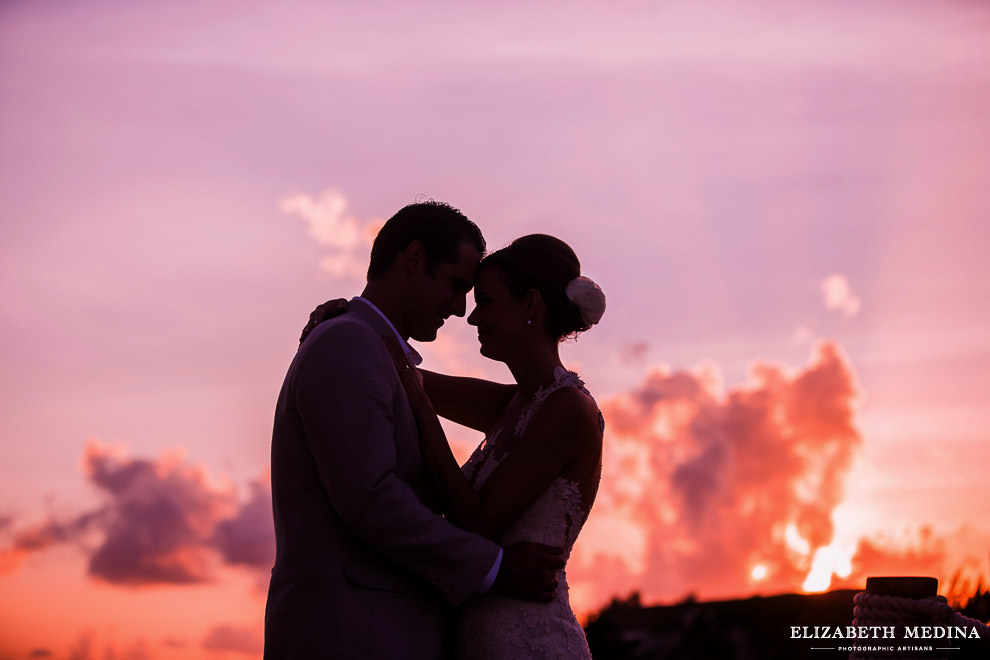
(265, 201), (606, 659)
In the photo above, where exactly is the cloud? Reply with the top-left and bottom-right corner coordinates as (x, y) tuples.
(281, 189), (363, 249)
(570, 340), (863, 608)
(569, 552), (641, 612)
(202, 624), (264, 655)
(0, 442), (276, 586)
(281, 189), (380, 280)
(0, 509), (108, 574)
(83, 441), (237, 585)
(212, 477), (276, 569)
(821, 274), (861, 318)
(829, 526), (947, 591)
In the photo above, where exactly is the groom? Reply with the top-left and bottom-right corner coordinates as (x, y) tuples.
(265, 201), (564, 659)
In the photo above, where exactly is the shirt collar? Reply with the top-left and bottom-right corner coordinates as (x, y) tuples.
(352, 296), (423, 366)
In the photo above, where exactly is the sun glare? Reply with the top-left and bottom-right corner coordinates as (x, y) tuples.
(785, 523), (812, 556)
(802, 544), (854, 593)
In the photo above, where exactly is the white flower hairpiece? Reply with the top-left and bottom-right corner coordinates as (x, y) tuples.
(565, 276), (606, 326)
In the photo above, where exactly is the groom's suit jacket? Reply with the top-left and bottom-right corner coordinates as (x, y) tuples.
(264, 298), (500, 659)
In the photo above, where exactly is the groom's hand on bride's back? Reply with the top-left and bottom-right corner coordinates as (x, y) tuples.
(493, 541), (566, 603)
(299, 298), (349, 345)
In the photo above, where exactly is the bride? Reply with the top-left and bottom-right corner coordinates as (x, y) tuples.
(309, 234), (606, 659)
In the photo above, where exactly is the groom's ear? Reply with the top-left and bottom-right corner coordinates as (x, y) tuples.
(402, 240), (428, 275)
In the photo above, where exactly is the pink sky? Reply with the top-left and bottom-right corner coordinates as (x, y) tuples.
(2, 1), (989, 658)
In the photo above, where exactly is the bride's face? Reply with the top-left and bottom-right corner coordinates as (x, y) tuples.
(467, 266), (529, 361)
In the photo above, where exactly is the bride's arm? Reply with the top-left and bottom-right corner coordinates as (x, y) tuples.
(420, 370), (516, 433)
(471, 388), (601, 535)
(416, 387), (600, 538)
(388, 339), (601, 538)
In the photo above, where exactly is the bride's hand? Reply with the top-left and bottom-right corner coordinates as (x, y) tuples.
(382, 335), (436, 419)
(299, 298), (349, 344)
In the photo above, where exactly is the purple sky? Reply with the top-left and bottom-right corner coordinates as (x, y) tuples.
(1, 0), (989, 656)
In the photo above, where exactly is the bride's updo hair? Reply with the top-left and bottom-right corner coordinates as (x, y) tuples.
(480, 234), (597, 341)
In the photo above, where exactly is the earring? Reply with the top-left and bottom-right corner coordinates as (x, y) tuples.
(526, 319), (533, 326)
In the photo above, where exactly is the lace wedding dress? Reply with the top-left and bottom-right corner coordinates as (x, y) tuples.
(453, 368), (603, 660)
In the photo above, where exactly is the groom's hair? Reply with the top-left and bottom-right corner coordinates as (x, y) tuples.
(367, 200), (485, 280)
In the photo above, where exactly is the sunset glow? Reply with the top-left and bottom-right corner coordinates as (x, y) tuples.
(2, 1), (989, 657)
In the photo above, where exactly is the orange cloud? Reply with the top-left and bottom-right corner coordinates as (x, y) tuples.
(829, 527), (947, 592)
(570, 340), (863, 608)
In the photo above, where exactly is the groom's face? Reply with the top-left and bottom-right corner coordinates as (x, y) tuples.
(406, 240), (482, 342)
